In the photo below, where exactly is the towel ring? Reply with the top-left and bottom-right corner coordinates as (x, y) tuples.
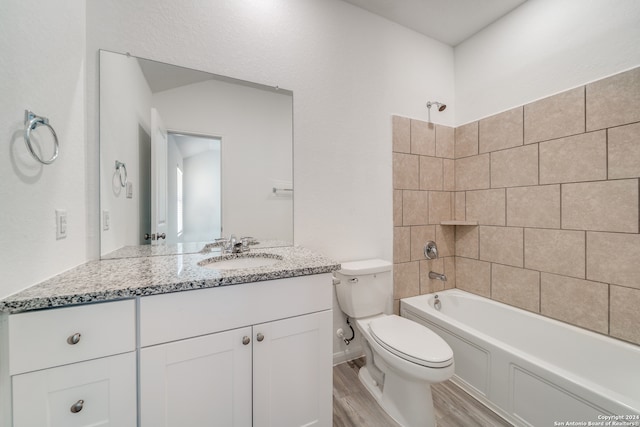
(115, 161), (128, 187)
(24, 110), (59, 165)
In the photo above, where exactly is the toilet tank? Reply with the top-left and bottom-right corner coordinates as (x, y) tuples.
(334, 259), (392, 318)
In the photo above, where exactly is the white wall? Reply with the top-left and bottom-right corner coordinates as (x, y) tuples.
(153, 79), (293, 241)
(0, 0), (86, 299)
(455, 0), (640, 125)
(100, 52), (153, 255)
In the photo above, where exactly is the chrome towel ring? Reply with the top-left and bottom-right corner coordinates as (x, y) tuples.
(24, 110), (59, 165)
(115, 160), (128, 187)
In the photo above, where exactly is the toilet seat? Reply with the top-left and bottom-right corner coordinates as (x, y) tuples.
(369, 315), (453, 368)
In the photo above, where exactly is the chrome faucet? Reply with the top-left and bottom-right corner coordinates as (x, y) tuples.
(428, 271), (447, 281)
(223, 234), (247, 254)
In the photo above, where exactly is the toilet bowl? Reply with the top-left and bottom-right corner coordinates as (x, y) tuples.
(334, 259), (454, 427)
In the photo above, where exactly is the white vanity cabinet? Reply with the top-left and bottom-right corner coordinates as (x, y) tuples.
(4, 300), (137, 427)
(139, 274), (333, 427)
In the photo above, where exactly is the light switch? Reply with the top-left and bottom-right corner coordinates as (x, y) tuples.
(56, 210), (67, 239)
(126, 181), (133, 199)
(103, 210), (110, 231)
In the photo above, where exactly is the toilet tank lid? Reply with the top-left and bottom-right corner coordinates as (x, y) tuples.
(339, 259), (392, 275)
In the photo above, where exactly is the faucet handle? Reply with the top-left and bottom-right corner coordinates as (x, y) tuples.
(424, 241), (438, 259)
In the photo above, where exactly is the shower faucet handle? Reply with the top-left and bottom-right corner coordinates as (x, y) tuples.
(424, 241), (438, 259)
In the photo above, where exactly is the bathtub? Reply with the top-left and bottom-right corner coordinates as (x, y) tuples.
(401, 289), (640, 427)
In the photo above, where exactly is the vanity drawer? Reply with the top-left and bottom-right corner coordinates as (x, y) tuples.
(8, 299), (135, 375)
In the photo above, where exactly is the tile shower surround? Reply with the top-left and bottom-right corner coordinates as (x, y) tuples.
(393, 66), (640, 346)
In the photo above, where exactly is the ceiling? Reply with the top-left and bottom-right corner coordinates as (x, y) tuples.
(342, 0), (528, 46)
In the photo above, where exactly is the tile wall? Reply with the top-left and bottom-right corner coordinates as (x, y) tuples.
(393, 67), (640, 346)
(392, 116), (456, 315)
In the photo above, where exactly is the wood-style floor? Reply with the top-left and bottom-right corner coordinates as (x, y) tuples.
(333, 358), (512, 427)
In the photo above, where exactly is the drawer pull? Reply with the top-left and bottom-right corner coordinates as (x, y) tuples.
(256, 333), (265, 342)
(242, 336), (250, 345)
(66, 333), (82, 345)
(70, 399), (84, 413)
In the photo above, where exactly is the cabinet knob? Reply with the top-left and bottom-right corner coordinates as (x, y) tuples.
(242, 336), (250, 345)
(66, 333), (82, 345)
(70, 399), (84, 413)
(256, 333), (264, 342)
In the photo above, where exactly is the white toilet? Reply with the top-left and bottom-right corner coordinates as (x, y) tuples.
(334, 259), (454, 427)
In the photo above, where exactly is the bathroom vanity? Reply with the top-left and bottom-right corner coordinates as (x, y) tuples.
(0, 246), (339, 427)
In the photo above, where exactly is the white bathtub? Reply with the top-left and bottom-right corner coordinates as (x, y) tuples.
(401, 289), (640, 427)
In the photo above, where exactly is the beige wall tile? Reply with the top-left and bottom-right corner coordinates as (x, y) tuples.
(393, 226), (411, 263)
(455, 122), (478, 158)
(491, 144), (538, 188)
(402, 190), (429, 225)
(454, 192), (466, 221)
(479, 107), (523, 153)
(609, 122), (640, 179)
(436, 125), (455, 159)
(443, 159), (455, 191)
(455, 257), (491, 297)
(444, 257), (456, 289)
(419, 258), (446, 294)
(393, 190), (403, 226)
(393, 153), (419, 189)
(393, 115), (410, 153)
(456, 154), (490, 191)
(455, 225), (479, 259)
(411, 119), (435, 156)
(610, 285), (640, 345)
(429, 192), (452, 224)
(479, 226), (524, 267)
(393, 261), (420, 299)
(410, 225), (436, 261)
(540, 273), (608, 334)
(435, 225), (455, 257)
(587, 232), (640, 289)
(586, 67), (640, 131)
(525, 228), (585, 278)
(539, 131), (607, 184)
(562, 180), (639, 233)
(507, 185), (560, 229)
(393, 299), (400, 316)
(524, 86), (585, 144)
(466, 188), (506, 226)
(419, 156), (443, 190)
(492, 264), (540, 312)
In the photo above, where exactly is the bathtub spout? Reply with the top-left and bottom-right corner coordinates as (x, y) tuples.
(428, 271), (447, 281)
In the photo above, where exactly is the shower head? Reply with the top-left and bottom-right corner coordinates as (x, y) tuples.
(427, 101), (446, 112)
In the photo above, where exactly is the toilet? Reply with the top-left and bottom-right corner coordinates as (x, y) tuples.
(334, 259), (454, 427)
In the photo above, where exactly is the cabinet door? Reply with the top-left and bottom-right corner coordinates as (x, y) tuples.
(140, 326), (252, 427)
(12, 352), (136, 427)
(253, 310), (332, 427)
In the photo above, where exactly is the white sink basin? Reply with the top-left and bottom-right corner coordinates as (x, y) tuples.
(198, 254), (283, 270)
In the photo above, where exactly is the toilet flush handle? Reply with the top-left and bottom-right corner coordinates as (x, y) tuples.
(349, 278), (359, 284)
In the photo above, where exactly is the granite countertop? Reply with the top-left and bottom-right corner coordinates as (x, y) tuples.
(101, 239), (293, 260)
(0, 246), (340, 314)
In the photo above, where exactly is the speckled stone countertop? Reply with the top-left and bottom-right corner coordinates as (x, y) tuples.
(101, 239), (292, 260)
(0, 246), (340, 314)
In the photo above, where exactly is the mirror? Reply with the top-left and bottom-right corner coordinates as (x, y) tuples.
(99, 50), (293, 259)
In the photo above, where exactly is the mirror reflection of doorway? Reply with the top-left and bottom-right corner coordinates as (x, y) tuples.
(138, 126), (152, 245)
(167, 132), (222, 243)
